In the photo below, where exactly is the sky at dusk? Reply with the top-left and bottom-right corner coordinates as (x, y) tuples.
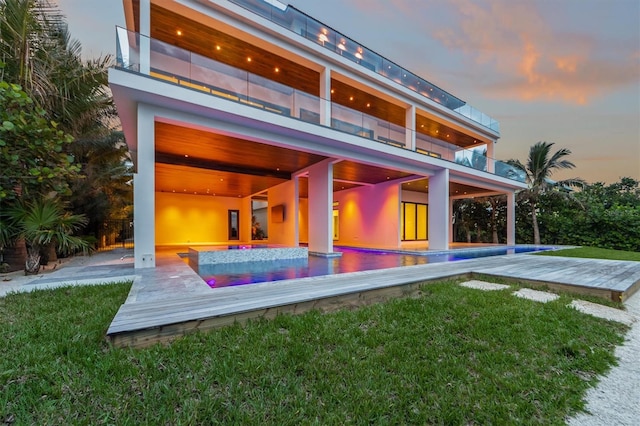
(56, 0), (640, 184)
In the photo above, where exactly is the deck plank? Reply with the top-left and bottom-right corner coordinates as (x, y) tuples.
(107, 254), (640, 347)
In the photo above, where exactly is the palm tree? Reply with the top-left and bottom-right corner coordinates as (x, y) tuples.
(1, 199), (88, 274)
(509, 141), (585, 245)
(0, 0), (115, 137)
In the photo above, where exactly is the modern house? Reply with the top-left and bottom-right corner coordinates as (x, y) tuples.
(110, 0), (526, 269)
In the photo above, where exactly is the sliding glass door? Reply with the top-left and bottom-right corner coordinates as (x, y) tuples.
(401, 202), (428, 241)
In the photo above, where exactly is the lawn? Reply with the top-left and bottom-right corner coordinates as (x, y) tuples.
(537, 246), (640, 262)
(0, 280), (627, 424)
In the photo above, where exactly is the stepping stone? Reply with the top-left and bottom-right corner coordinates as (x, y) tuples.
(460, 280), (510, 291)
(569, 300), (637, 326)
(513, 288), (560, 303)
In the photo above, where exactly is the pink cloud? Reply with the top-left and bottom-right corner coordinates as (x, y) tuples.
(431, 0), (640, 105)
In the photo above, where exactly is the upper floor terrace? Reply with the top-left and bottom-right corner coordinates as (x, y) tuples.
(227, 0), (500, 133)
(116, 0), (524, 182)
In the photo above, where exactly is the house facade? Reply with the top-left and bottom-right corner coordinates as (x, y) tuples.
(110, 0), (526, 269)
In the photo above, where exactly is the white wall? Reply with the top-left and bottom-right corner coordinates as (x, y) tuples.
(267, 180), (298, 246)
(155, 192), (243, 246)
(298, 197), (309, 243)
(333, 181), (401, 248)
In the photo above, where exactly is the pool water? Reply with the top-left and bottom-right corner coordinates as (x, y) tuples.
(194, 246), (551, 288)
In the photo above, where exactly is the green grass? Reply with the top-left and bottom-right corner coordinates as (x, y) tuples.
(537, 246), (640, 261)
(0, 281), (627, 424)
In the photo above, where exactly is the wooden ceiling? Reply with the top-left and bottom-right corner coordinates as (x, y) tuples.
(148, 4), (320, 95)
(416, 115), (479, 148)
(401, 178), (492, 196)
(330, 79), (406, 127)
(155, 123), (417, 198)
(155, 123), (326, 174)
(334, 160), (412, 184)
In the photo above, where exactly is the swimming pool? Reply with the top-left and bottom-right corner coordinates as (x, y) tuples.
(193, 246), (552, 288)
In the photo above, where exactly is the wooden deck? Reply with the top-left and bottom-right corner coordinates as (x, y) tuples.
(107, 254), (640, 348)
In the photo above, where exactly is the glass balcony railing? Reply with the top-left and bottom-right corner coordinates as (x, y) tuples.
(115, 28), (522, 183)
(226, 0), (500, 133)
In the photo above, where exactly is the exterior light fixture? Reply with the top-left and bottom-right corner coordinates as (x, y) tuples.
(338, 40), (346, 50)
(275, 67), (280, 72)
(247, 57), (252, 62)
(319, 33), (328, 43)
(215, 45), (221, 51)
(176, 30), (182, 36)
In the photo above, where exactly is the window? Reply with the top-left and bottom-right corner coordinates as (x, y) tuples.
(228, 210), (239, 240)
(401, 202), (428, 241)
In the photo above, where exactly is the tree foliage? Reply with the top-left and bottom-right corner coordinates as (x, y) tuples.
(1, 198), (88, 274)
(508, 141), (585, 245)
(0, 0), (131, 266)
(0, 80), (79, 202)
(519, 178), (640, 251)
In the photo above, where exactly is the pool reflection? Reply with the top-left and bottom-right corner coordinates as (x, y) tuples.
(196, 247), (452, 288)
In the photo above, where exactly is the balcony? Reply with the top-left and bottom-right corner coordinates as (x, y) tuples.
(115, 28), (524, 183)
(227, 0), (500, 133)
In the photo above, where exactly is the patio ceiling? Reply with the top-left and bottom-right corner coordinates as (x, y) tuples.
(155, 123), (415, 198)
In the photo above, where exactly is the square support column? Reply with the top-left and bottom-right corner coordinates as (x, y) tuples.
(449, 198), (455, 243)
(428, 169), (450, 250)
(319, 68), (331, 127)
(139, 0), (150, 74)
(405, 105), (416, 151)
(507, 191), (516, 245)
(307, 160), (334, 254)
(134, 105), (155, 268)
(486, 141), (495, 173)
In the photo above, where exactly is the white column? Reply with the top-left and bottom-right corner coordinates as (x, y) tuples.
(507, 191), (516, 245)
(139, 0), (151, 74)
(449, 198), (455, 243)
(428, 169), (449, 250)
(405, 105), (416, 151)
(134, 105), (155, 268)
(319, 68), (331, 127)
(308, 160), (334, 254)
(242, 196), (252, 242)
(486, 141), (495, 173)
(293, 176), (300, 245)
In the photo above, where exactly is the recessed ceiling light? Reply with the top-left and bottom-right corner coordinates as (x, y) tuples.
(247, 57), (252, 62)
(176, 30), (182, 36)
(275, 67), (280, 72)
(366, 103), (370, 107)
(215, 45), (221, 51)
(184, 154), (189, 157)
(349, 96), (354, 101)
